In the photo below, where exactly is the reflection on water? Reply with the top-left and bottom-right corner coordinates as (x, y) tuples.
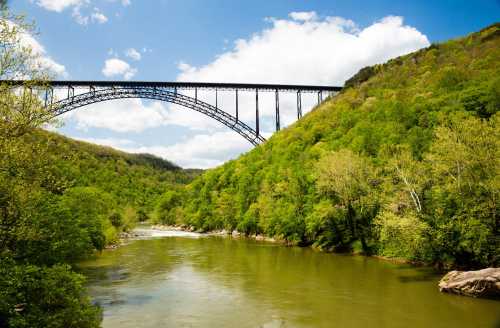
(78, 232), (500, 328)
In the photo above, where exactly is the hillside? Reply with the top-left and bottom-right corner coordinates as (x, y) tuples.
(22, 129), (201, 212)
(7, 129), (200, 244)
(157, 24), (500, 268)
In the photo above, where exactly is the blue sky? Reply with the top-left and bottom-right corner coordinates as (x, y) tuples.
(11, 0), (500, 168)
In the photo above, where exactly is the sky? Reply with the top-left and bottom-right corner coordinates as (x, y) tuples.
(10, 0), (500, 168)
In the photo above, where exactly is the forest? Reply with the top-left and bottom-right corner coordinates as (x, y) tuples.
(155, 23), (499, 269)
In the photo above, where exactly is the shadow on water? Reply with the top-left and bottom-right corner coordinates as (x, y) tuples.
(80, 265), (131, 286)
(397, 274), (439, 283)
(397, 268), (441, 283)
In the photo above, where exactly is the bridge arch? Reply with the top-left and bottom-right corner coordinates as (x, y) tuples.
(49, 86), (266, 146)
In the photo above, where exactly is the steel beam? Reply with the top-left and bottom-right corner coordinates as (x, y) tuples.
(235, 89), (239, 122)
(297, 90), (302, 119)
(46, 86), (265, 146)
(0, 80), (342, 93)
(255, 89), (259, 137)
(275, 89), (280, 131)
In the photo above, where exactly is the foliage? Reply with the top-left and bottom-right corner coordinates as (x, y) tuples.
(0, 6), (199, 326)
(374, 211), (430, 260)
(165, 24), (499, 268)
(0, 259), (102, 328)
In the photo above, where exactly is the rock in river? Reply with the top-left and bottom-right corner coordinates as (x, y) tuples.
(439, 268), (500, 298)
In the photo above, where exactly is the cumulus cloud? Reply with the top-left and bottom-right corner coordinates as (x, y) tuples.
(125, 48), (142, 61)
(8, 20), (68, 77)
(177, 14), (428, 86)
(75, 132), (251, 169)
(90, 9), (108, 24)
(63, 98), (167, 132)
(133, 132), (251, 168)
(36, 0), (110, 25)
(173, 14), (429, 130)
(102, 58), (137, 80)
(72, 6), (108, 25)
(289, 11), (318, 22)
(64, 12), (429, 168)
(36, 0), (85, 12)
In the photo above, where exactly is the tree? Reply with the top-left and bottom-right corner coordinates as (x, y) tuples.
(424, 114), (499, 267)
(0, 260), (101, 328)
(315, 150), (379, 251)
(0, 6), (103, 326)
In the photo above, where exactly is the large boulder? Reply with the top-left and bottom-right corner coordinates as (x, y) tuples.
(439, 268), (500, 298)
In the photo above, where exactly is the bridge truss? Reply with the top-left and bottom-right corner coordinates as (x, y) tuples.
(2, 80), (342, 146)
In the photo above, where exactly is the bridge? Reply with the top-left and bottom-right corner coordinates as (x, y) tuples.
(2, 80), (342, 146)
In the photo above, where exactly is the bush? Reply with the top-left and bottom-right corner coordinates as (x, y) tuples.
(136, 208), (149, 222)
(0, 260), (102, 328)
(375, 211), (430, 261)
(108, 212), (123, 228)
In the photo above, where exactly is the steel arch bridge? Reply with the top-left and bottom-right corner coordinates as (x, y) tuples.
(2, 80), (342, 146)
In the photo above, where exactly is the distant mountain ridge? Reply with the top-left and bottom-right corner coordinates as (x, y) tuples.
(23, 129), (201, 212)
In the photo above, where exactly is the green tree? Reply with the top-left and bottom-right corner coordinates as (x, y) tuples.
(0, 6), (103, 326)
(0, 259), (101, 328)
(315, 150), (379, 251)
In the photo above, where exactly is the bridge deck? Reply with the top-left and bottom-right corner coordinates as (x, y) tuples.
(1, 80), (342, 92)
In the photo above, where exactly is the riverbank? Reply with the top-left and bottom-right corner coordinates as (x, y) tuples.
(150, 224), (286, 244)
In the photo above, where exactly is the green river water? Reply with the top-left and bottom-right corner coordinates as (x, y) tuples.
(78, 229), (500, 328)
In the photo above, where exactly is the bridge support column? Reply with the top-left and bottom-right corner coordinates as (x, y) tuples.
(215, 88), (218, 109)
(235, 89), (239, 122)
(256, 89), (259, 138)
(44, 87), (54, 107)
(275, 89), (280, 131)
(297, 90), (302, 119)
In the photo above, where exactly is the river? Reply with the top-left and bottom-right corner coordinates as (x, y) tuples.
(78, 228), (500, 327)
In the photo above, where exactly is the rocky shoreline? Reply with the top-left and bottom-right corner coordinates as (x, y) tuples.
(150, 224), (285, 244)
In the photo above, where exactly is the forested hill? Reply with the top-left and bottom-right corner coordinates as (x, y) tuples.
(158, 23), (500, 268)
(22, 129), (201, 212)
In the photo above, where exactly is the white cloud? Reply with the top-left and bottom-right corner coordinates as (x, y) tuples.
(174, 14), (428, 128)
(63, 13), (430, 168)
(134, 132), (251, 168)
(102, 58), (137, 80)
(121, 0), (131, 6)
(9, 20), (68, 77)
(72, 6), (108, 25)
(36, 0), (110, 25)
(71, 6), (89, 25)
(177, 14), (428, 86)
(36, 0), (85, 12)
(125, 48), (142, 61)
(63, 98), (167, 132)
(74, 132), (251, 169)
(289, 11), (317, 22)
(91, 9), (108, 24)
